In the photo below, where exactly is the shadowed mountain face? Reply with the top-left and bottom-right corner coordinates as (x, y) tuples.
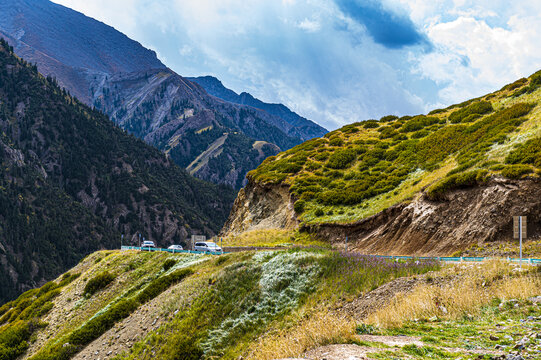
(0, 0), (327, 188)
(0, 40), (235, 304)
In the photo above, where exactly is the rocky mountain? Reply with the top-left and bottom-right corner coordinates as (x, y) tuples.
(188, 75), (327, 141)
(223, 72), (541, 255)
(0, 40), (235, 304)
(0, 0), (327, 189)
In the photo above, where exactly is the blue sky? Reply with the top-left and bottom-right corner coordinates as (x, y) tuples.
(53, 0), (541, 130)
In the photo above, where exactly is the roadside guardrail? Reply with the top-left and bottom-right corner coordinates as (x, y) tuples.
(121, 245), (225, 255)
(121, 246), (541, 264)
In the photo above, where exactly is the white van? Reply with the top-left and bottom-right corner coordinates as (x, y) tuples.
(141, 240), (155, 248)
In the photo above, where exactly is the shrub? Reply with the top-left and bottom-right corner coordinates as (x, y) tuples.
(400, 115), (439, 133)
(380, 115), (398, 122)
(362, 120), (379, 129)
(83, 272), (115, 296)
(326, 149), (357, 169)
(293, 200), (306, 214)
(505, 137), (541, 167)
(0, 320), (44, 360)
(356, 323), (377, 335)
(410, 130), (429, 139)
(136, 268), (194, 304)
(501, 77), (527, 91)
(328, 136), (344, 147)
(501, 164), (533, 179)
(427, 169), (489, 200)
(428, 108), (446, 115)
(448, 101), (493, 124)
(68, 299), (139, 345)
(314, 208), (324, 217)
(163, 259), (177, 272)
(377, 126), (398, 139)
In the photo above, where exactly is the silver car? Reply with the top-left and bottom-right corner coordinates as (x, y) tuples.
(168, 244), (183, 252)
(194, 241), (222, 253)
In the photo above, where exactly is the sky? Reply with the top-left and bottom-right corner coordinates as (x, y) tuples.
(53, 0), (541, 130)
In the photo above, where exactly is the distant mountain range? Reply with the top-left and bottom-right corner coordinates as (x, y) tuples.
(0, 39), (235, 304)
(188, 76), (326, 140)
(0, 0), (327, 188)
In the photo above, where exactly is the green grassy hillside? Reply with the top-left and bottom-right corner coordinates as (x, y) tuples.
(3, 249), (541, 360)
(0, 250), (438, 360)
(248, 72), (541, 224)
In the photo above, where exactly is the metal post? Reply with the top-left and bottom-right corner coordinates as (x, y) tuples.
(138, 233), (141, 248)
(220, 237), (223, 255)
(345, 236), (348, 252)
(518, 216), (522, 269)
(121, 234), (123, 250)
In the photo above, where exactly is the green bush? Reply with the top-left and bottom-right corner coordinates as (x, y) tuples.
(380, 115), (398, 122)
(314, 208), (324, 217)
(68, 299), (139, 345)
(400, 115), (439, 133)
(136, 268), (193, 304)
(505, 137), (541, 167)
(501, 78), (527, 91)
(329, 137), (344, 147)
(427, 170), (489, 200)
(83, 272), (115, 296)
(501, 164), (533, 179)
(0, 320), (44, 360)
(326, 149), (357, 169)
(293, 200), (306, 214)
(448, 101), (493, 124)
(362, 120), (379, 129)
(163, 259), (177, 272)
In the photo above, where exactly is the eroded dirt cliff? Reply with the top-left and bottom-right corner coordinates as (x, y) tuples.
(224, 178), (541, 255)
(220, 181), (298, 236)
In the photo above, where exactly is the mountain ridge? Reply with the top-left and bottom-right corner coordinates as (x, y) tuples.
(0, 39), (235, 304)
(0, 0), (327, 189)
(188, 75), (327, 141)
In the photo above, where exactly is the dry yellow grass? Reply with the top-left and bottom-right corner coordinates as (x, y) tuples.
(244, 308), (354, 360)
(223, 229), (329, 248)
(368, 261), (541, 328)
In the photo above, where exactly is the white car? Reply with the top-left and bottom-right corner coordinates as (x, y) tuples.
(168, 244), (183, 251)
(141, 240), (155, 248)
(194, 241), (222, 253)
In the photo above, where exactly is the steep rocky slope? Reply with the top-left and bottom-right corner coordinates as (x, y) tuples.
(0, 0), (327, 188)
(0, 40), (235, 304)
(223, 72), (541, 255)
(188, 75), (327, 141)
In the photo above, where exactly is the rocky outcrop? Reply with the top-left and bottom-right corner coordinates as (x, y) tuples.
(220, 181), (298, 236)
(225, 177), (541, 255)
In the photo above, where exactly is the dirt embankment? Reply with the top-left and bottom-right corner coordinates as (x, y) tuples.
(220, 181), (298, 236)
(310, 178), (541, 256)
(225, 178), (541, 256)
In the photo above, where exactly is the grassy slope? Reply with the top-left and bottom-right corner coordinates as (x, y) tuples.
(248, 72), (541, 225)
(0, 250), (438, 360)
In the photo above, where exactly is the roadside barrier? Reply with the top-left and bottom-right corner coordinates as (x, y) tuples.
(121, 245), (541, 264)
(121, 245), (225, 255)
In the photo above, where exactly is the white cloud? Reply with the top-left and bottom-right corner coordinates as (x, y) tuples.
(297, 18), (321, 32)
(51, 0), (541, 130)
